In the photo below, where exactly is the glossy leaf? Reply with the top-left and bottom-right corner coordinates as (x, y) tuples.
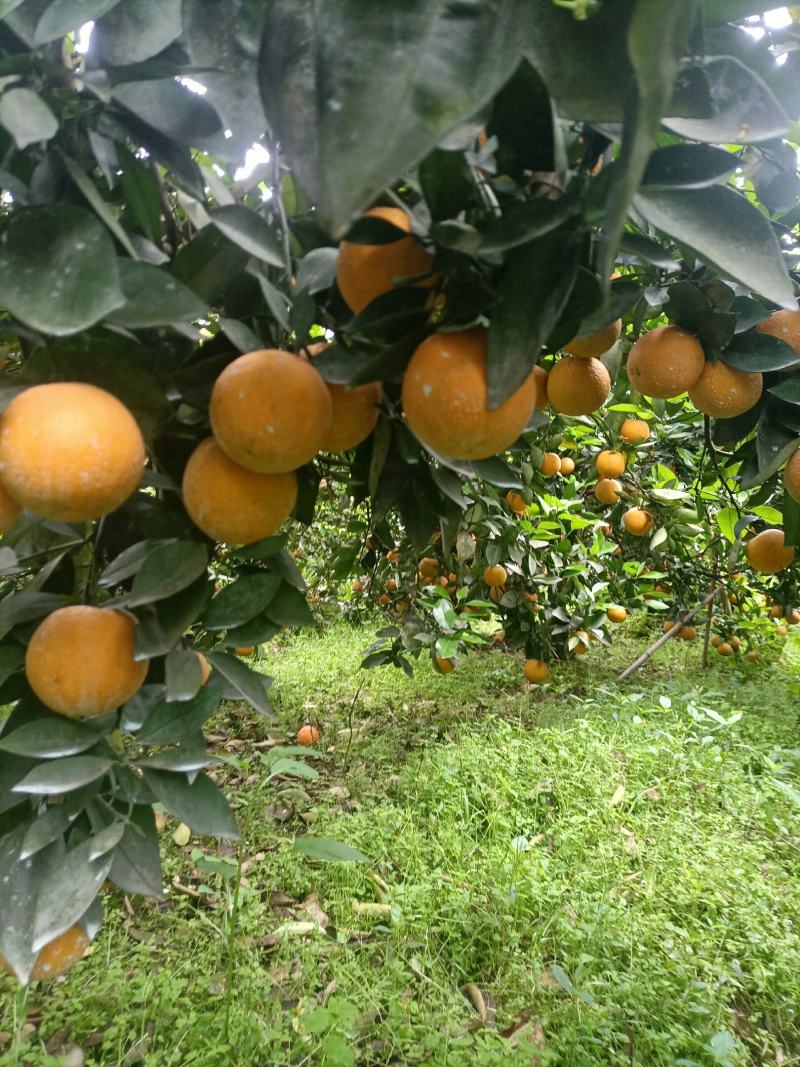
(32, 836), (113, 952)
(0, 826), (39, 982)
(106, 261), (207, 329)
(723, 333), (800, 373)
(20, 807), (70, 860)
(124, 541), (209, 607)
(136, 740), (210, 772)
(203, 572), (282, 630)
(206, 651), (273, 717)
(142, 768), (239, 839)
(265, 582), (315, 627)
(92, 0), (182, 64)
(0, 716), (100, 758)
(0, 591), (71, 635)
(136, 685), (221, 745)
(34, 0), (122, 42)
(134, 577), (211, 659)
(59, 151), (139, 260)
(108, 806), (164, 897)
(295, 247), (338, 294)
(642, 144), (738, 190)
(112, 79), (223, 150)
(0, 88), (57, 149)
(165, 648), (203, 702)
(209, 205), (285, 267)
(0, 205), (124, 335)
(13, 756), (113, 796)
(293, 836), (369, 863)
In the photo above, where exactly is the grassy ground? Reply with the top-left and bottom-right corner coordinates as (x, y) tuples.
(2, 618), (800, 1066)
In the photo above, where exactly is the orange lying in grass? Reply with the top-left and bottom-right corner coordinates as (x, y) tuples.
(297, 724), (321, 745)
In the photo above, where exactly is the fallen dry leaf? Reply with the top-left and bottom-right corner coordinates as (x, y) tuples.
(610, 784), (626, 806)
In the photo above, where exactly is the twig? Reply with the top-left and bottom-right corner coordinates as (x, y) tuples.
(701, 568), (718, 670)
(617, 587), (721, 682)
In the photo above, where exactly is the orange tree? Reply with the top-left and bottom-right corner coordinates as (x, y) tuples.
(1, 0), (800, 983)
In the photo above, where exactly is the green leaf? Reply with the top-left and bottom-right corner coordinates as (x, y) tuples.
(259, 0), (536, 235)
(209, 205), (284, 267)
(220, 317), (262, 353)
(783, 493), (800, 549)
(0, 643), (25, 688)
(487, 58), (555, 181)
(164, 648), (203, 702)
(478, 196), (578, 255)
(265, 758), (319, 782)
(418, 147), (474, 223)
(124, 541), (209, 608)
(34, 0), (123, 43)
(634, 186), (796, 310)
(0, 717), (99, 758)
(20, 807), (70, 861)
(642, 144), (738, 190)
(93, 0), (183, 65)
(108, 806), (163, 897)
(98, 541), (151, 589)
(295, 248), (338, 295)
(206, 651), (273, 717)
(0, 205), (124, 335)
(723, 333), (799, 373)
(106, 260), (207, 329)
(0, 88), (57, 149)
(487, 230), (579, 405)
(293, 837), (370, 863)
(265, 582), (315, 628)
(134, 577), (210, 659)
(136, 685), (221, 745)
(716, 507), (738, 544)
(13, 756), (113, 796)
(32, 836), (113, 952)
(664, 56), (789, 145)
(141, 768), (239, 839)
(112, 78), (223, 151)
(0, 591), (71, 635)
(767, 377), (800, 405)
(619, 232), (679, 269)
(203, 573), (282, 631)
(0, 0), (28, 18)
(136, 740), (210, 772)
(0, 826), (38, 983)
(59, 151), (139, 260)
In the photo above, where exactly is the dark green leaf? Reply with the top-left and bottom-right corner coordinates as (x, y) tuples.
(222, 615), (280, 647)
(0, 88), (57, 149)
(112, 79), (223, 151)
(59, 151), (139, 260)
(136, 740), (210, 772)
(0, 591), (71, 635)
(209, 205), (284, 267)
(108, 807), (163, 897)
(295, 247), (338, 294)
(33, 836), (112, 951)
(13, 756), (113, 796)
(93, 0), (182, 64)
(0, 205), (124, 335)
(98, 541), (151, 589)
(106, 261), (207, 329)
(0, 717), (99, 758)
(136, 685), (221, 745)
(635, 186), (795, 310)
(142, 768), (239, 839)
(768, 378), (800, 405)
(619, 232), (680, 269)
(173, 225), (249, 303)
(293, 836), (369, 863)
(419, 148), (473, 223)
(783, 492), (800, 549)
(265, 757), (319, 782)
(206, 651), (273, 717)
(220, 317), (262, 353)
(642, 144), (738, 190)
(664, 56), (789, 145)
(165, 648), (203, 703)
(34, 0), (122, 42)
(0, 643), (25, 688)
(203, 573), (282, 631)
(265, 582), (315, 627)
(487, 58), (555, 180)
(478, 196), (578, 255)
(124, 541), (208, 607)
(134, 577), (210, 659)
(0, 826), (40, 983)
(723, 333), (799, 373)
(117, 145), (161, 244)
(20, 807), (70, 860)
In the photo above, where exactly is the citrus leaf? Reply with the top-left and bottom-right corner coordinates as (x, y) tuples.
(34, 0), (123, 42)
(141, 768), (239, 839)
(12, 756), (113, 795)
(293, 837), (370, 863)
(0, 717), (100, 758)
(209, 205), (284, 267)
(0, 88), (57, 149)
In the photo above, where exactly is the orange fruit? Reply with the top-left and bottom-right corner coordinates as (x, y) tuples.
(196, 652), (211, 686)
(0, 383), (144, 522)
(623, 508), (654, 536)
(596, 450), (626, 478)
(533, 365), (549, 410)
(663, 620), (676, 633)
(565, 319), (622, 358)
(540, 452), (561, 476)
(688, 361), (762, 419)
(717, 641), (733, 656)
(0, 477), (21, 533)
(297, 724), (321, 745)
(770, 604), (785, 618)
(435, 657), (455, 674)
(626, 325), (705, 398)
(336, 206), (435, 314)
(756, 309), (800, 365)
(488, 585), (505, 604)
(418, 557), (440, 579)
(402, 328), (539, 459)
(378, 594), (391, 606)
(352, 579), (364, 593)
(777, 624), (789, 636)
(1, 925), (89, 984)
(619, 418), (650, 445)
(784, 448), (800, 503)
(790, 609), (800, 625)
(320, 381), (381, 452)
(484, 564), (508, 587)
(182, 438), (297, 545)
(559, 456), (575, 475)
(595, 478), (622, 505)
(235, 645), (256, 656)
(746, 528), (795, 574)
(679, 625), (697, 641)
(386, 578), (398, 592)
(523, 658), (549, 683)
(729, 635), (742, 649)
(26, 606), (148, 717)
(506, 490), (527, 513)
(386, 549), (400, 562)
(395, 600), (410, 613)
(606, 605), (627, 623)
(210, 349), (332, 473)
(547, 356), (611, 416)
(746, 650), (759, 662)
(710, 634), (722, 647)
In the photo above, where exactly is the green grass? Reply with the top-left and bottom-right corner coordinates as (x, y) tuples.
(3, 620), (800, 1066)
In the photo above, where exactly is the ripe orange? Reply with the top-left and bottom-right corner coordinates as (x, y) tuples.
(777, 624), (789, 636)
(756, 309), (800, 364)
(386, 578), (398, 592)
(746, 650), (759, 662)
(619, 418), (650, 445)
(790, 609), (800, 625)
(623, 508), (654, 536)
(402, 329), (539, 459)
(559, 456), (576, 475)
(488, 585), (505, 604)
(606, 605), (627, 623)
(595, 478), (622, 505)
(0, 477), (20, 534)
(626, 326), (705, 398)
(746, 528), (795, 574)
(547, 355), (611, 416)
(506, 490), (527, 513)
(196, 652), (211, 686)
(523, 658), (549, 683)
(1, 925), (89, 983)
(565, 319), (621, 358)
(596, 450), (626, 478)
(320, 381), (381, 452)
(784, 448), (800, 503)
(484, 564), (507, 587)
(352, 578), (364, 593)
(717, 641), (733, 656)
(710, 634), (722, 648)
(663, 620), (676, 633)
(540, 452), (561, 476)
(688, 360), (762, 419)
(395, 600), (410, 613)
(378, 594), (391, 606)
(533, 365), (549, 410)
(297, 724), (321, 745)
(435, 657), (455, 674)
(210, 349), (332, 473)
(386, 549), (400, 562)
(26, 606), (148, 717)
(729, 635), (741, 649)
(336, 206), (435, 314)
(769, 604), (784, 618)
(679, 625), (697, 641)
(0, 382), (144, 523)
(182, 438), (297, 545)
(418, 557), (440, 579)
(235, 645), (256, 656)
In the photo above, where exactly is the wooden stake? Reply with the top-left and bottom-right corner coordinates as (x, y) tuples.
(617, 587), (721, 682)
